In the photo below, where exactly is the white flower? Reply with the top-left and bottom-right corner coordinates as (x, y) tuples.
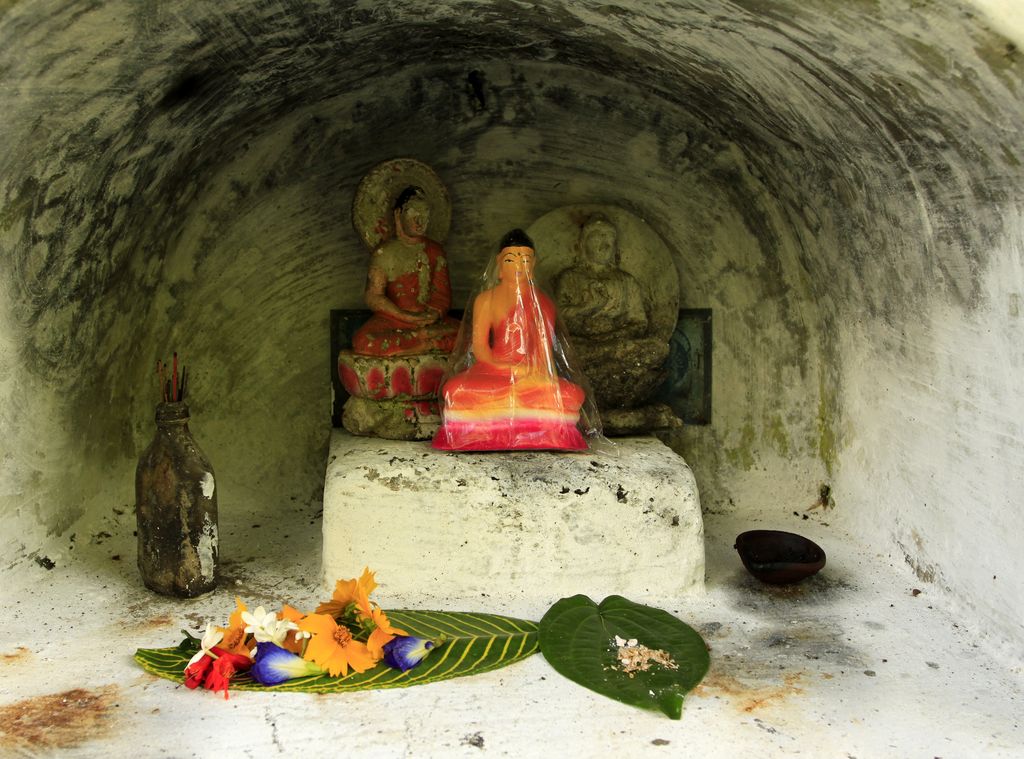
(242, 606), (300, 655)
(186, 623), (224, 668)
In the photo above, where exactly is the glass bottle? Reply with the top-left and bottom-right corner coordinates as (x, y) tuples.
(135, 401), (218, 597)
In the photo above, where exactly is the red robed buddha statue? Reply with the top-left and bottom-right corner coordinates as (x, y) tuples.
(352, 187), (460, 357)
(433, 229), (590, 451)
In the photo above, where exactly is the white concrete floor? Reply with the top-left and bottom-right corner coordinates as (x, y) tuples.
(1, 493), (1022, 758)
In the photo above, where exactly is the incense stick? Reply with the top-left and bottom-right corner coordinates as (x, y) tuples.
(156, 355), (188, 404)
(171, 353), (179, 403)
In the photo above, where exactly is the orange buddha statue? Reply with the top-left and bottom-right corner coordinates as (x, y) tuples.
(352, 187), (460, 357)
(433, 229), (591, 451)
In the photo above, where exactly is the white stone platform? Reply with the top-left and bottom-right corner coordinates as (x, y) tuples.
(321, 430), (705, 608)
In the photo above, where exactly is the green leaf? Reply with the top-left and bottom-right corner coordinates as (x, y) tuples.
(135, 609), (538, 693)
(539, 595), (709, 719)
(175, 630), (200, 653)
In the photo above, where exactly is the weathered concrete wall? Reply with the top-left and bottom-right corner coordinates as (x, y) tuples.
(0, 1), (1021, 651)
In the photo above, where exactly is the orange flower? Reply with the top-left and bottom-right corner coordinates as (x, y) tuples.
(280, 604), (304, 624)
(298, 613), (377, 677)
(279, 604), (308, 654)
(316, 568), (378, 619)
(216, 597), (252, 657)
(366, 606), (407, 659)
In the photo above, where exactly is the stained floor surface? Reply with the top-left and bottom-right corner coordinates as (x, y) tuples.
(1, 499), (1021, 757)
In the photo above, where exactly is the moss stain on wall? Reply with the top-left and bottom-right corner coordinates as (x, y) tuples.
(725, 420), (758, 472)
(816, 369), (839, 478)
(764, 413), (791, 458)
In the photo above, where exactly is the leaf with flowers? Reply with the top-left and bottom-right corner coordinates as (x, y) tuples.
(137, 575), (711, 719)
(135, 569), (539, 695)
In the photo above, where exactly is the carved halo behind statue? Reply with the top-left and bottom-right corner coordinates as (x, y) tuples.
(338, 159), (460, 440)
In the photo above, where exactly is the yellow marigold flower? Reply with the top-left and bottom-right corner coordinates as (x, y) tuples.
(316, 567), (378, 619)
(298, 613), (378, 677)
(366, 606), (407, 659)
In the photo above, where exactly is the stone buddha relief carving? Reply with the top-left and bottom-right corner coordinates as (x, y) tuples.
(529, 205), (681, 433)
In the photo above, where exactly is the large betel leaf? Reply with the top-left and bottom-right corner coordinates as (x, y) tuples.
(539, 595), (709, 719)
(135, 609), (538, 693)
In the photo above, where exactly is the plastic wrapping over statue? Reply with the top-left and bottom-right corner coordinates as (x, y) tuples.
(432, 229), (603, 451)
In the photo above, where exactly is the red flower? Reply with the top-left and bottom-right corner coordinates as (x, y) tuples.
(184, 653), (213, 690)
(183, 647), (252, 699)
(206, 652), (252, 699)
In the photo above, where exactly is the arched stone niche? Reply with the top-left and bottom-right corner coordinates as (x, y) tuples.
(0, 1), (1022, 653)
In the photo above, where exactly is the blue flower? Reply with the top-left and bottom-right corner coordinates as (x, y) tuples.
(382, 636), (438, 672)
(250, 642), (322, 685)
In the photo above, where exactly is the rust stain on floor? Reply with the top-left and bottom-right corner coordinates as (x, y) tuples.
(695, 671), (806, 713)
(127, 613), (175, 631)
(0, 685), (118, 751)
(2, 647), (32, 663)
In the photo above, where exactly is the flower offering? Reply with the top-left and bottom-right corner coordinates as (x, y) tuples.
(173, 568), (442, 697)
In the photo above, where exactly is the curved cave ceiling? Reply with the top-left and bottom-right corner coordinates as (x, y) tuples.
(0, 0), (1022, 642)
